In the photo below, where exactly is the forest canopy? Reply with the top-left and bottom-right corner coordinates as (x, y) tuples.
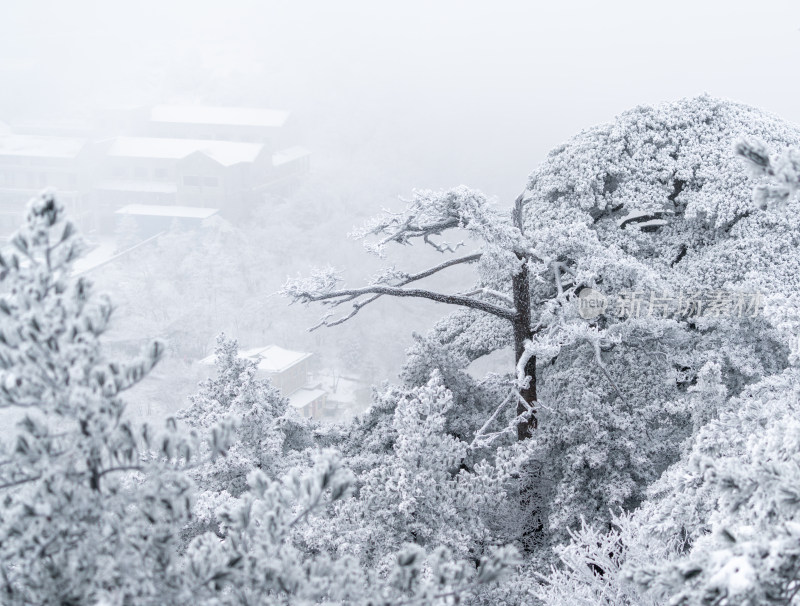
(2, 95), (800, 605)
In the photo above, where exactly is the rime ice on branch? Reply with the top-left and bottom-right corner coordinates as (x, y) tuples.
(282, 185), (591, 439)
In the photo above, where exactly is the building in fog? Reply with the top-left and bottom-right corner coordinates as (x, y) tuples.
(147, 105), (290, 145)
(0, 105), (310, 239)
(199, 344), (328, 420)
(94, 137), (270, 230)
(0, 134), (92, 238)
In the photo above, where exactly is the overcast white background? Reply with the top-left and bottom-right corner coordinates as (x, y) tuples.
(2, 0), (799, 204)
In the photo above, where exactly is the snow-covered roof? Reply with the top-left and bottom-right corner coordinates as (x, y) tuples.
(107, 137), (264, 166)
(250, 345), (312, 373)
(150, 105), (289, 128)
(115, 204), (219, 219)
(288, 388), (327, 409)
(0, 135), (87, 159)
(237, 347), (268, 359)
(71, 239), (118, 275)
(272, 145), (311, 167)
(96, 180), (178, 194)
(197, 344), (312, 373)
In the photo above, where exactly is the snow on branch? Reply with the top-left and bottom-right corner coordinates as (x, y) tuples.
(735, 137), (800, 211)
(350, 186), (524, 257)
(281, 186), (542, 330)
(281, 252), (517, 329)
(280, 266), (343, 303)
(282, 280), (516, 330)
(468, 388), (535, 451)
(734, 137), (773, 175)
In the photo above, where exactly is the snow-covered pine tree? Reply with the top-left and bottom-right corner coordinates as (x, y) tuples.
(488, 95), (800, 555)
(295, 373), (512, 571)
(286, 95), (800, 573)
(177, 334), (314, 545)
(178, 338), (524, 603)
(281, 186), (540, 440)
(0, 192), (197, 604)
(184, 449), (521, 605)
(535, 127), (800, 606)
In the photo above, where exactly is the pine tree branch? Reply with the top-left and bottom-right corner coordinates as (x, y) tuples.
(289, 252), (516, 329)
(469, 390), (517, 450)
(0, 474), (41, 490)
(333, 252), (483, 307)
(309, 285), (516, 325)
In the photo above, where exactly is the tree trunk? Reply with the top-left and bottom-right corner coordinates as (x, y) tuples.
(511, 194), (536, 440)
(513, 260), (536, 440)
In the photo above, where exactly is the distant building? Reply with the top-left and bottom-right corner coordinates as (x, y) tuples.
(138, 105), (310, 199)
(199, 344), (328, 420)
(265, 145), (312, 191)
(286, 387), (328, 419)
(10, 117), (95, 139)
(148, 105), (290, 146)
(0, 105), (311, 238)
(94, 136), (273, 228)
(0, 134), (91, 238)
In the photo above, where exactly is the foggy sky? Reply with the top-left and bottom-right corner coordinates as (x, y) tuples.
(2, 0), (799, 203)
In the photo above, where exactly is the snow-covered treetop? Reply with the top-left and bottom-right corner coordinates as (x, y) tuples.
(524, 94), (800, 296)
(350, 185), (523, 258)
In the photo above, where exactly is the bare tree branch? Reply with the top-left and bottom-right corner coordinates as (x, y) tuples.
(286, 252), (487, 329)
(469, 389), (517, 450)
(307, 285), (516, 323)
(591, 339), (629, 409)
(0, 474), (41, 490)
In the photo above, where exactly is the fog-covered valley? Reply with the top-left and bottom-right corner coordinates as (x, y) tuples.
(1, 2), (800, 604)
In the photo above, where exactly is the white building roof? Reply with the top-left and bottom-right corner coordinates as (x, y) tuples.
(115, 204), (219, 219)
(198, 344), (312, 373)
(108, 137), (264, 166)
(250, 345), (312, 373)
(272, 145), (311, 167)
(0, 135), (87, 159)
(150, 105), (289, 128)
(288, 388), (327, 409)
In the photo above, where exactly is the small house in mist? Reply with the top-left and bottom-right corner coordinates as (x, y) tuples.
(199, 344), (328, 420)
